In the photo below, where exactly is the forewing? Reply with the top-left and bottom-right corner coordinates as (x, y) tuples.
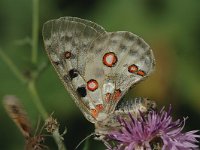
(84, 32), (155, 115)
(42, 17), (106, 123)
(64, 17), (106, 34)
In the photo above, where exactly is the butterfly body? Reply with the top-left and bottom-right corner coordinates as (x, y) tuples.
(42, 17), (155, 136)
(94, 97), (156, 138)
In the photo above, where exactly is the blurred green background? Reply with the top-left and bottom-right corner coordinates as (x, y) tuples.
(0, 0), (200, 149)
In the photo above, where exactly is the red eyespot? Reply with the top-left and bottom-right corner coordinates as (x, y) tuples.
(95, 104), (104, 112)
(64, 51), (71, 59)
(90, 109), (98, 118)
(105, 93), (111, 103)
(103, 52), (118, 67)
(128, 64), (138, 73)
(87, 79), (98, 91)
(137, 70), (146, 76)
(113, 89), (121, 101)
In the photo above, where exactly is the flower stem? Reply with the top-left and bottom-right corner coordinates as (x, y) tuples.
(31, 0), (39, 64)
(0, 48), (27, 84)
(53, 129), (67, 150)
(28, 80), (48, 119)
(31, 0), (67, 149)
(28, 80), (67, 150)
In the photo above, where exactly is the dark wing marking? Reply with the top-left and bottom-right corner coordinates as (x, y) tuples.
(43, 17), (106, 123)
(84, 32), (155, 114)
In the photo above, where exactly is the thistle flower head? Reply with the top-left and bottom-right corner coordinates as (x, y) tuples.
(107, 106), (200, 150)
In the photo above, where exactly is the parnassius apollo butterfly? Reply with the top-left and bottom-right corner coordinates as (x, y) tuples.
(42, 17), (155, 136)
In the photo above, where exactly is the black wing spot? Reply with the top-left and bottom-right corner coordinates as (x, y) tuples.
(69, 69), (78, 80)
(53, 61), (61, 66)
(77, 86), (87, 97)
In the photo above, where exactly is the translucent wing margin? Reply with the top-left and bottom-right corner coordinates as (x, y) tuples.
(64, 17), (106, 34)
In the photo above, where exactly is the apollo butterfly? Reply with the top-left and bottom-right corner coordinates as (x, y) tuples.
(42, 17), (155, 140)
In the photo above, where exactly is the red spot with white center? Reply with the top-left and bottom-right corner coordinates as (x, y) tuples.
(128, 64), (138, 73)
(103, 52), (118, 67)
(87, 79), (98, 91)
(137, 70), (146, 76)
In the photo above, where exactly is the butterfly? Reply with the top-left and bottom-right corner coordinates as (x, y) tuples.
(3, 95), (48, 150)
(42, 17), (155, 138)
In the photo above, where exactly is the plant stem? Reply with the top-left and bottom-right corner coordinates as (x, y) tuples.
(53, 129), (67, 150)
(30, 0), (67, 149)
(28, 80), (67, 150)
(0, 48), (27, 84)
(32, 0), (39, 64)
(1, 1), (67, 149)
(28, 80), (48, 119)
(0, 49), (67, 149)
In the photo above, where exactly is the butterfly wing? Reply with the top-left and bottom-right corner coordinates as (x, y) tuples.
(3, 95), (31, 139)
(84, 32), (155, 118)
(42, 17), (106, 123)
(43, 17), (155, 123)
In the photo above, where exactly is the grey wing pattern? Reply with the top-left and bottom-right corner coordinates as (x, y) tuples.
(43, 17), (155, 123)
(84, 32), (155, 115)
(42, 17), (106, 123)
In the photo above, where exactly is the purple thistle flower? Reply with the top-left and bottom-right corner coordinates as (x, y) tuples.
(106, 106), (200, 150)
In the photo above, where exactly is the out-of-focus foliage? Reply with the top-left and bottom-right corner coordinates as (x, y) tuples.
(0, 0), (200, 149)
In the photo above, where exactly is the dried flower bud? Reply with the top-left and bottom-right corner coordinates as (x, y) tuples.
(45, 115), (59, 133)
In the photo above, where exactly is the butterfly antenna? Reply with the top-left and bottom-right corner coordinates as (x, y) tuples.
(75, 132), (95, 150)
